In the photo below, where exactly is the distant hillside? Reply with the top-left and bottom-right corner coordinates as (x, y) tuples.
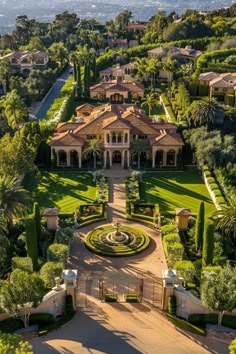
(0, 0), (235, 34)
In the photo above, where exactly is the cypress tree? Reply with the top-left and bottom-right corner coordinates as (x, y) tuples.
(25, 217), (38, 271)
(77, 63), (82, 96)
(195, 201), (205, 251)
(33, 202), (41, 242)
(202, 219), (215, 267)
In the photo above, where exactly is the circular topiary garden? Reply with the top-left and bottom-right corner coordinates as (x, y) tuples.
(84, 224), (150, 257)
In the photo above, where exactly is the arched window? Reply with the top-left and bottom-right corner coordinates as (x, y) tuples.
(106, 133), (110, 143)
(117, 132), (122, 143)
(125, 133), (128, 143)
(167, 150), (176, 166)
(112, 132), (116, 143)
(58, 150), (67, 165)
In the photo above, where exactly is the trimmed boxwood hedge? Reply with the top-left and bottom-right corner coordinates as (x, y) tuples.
(125, 294), (138, 302)
(29, 313), (55, 327)
(188, 313), (236, 329)
(85, 224), (150, 257)
(105, 294), (117, 302)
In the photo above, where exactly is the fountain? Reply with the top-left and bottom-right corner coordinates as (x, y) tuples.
(106, 219), (129, 244)
(85, 222), (150, 257)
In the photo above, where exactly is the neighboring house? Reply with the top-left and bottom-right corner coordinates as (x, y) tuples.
(99, 63), (137, 82)
(0, 50), (49, 76)
(127, 22), (147, 34)
(199, 72), (236, 105)
(147, 46), (202, 62)
(107, 37), (128, 49)
(50, 103), (183, 169)
(90, 81), (144, 103)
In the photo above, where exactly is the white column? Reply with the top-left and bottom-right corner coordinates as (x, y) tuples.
(152, 150), (156, 168)
(67, 151), (70, 166)
(56, 151), (59, 166)
(163, 151), (167, 166)
(78, 153), (81, 168)
(127, 151), (130, 168)
(104, 151), (107, 168)
(110, 151), (112, 167)
(121, 150), (124, 168)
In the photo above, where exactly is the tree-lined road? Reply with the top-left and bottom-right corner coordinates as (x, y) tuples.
(35, 65), (71, 120)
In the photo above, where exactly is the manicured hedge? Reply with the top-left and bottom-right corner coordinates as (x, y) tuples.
(29, 313), (55, 327)
(174, 260), (195, 283)
(47, 244), (69, 264)
(105, 294), (117, 302)
(168, 295), (176, 315)
(188, 313), (236, 329)
(25, 217), (38, 271)
(12, 257), (33, 273)
(161, 224), (177, 236)
(40, 261), (64, 288)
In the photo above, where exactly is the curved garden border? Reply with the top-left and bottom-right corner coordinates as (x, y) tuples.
(84, 224), (150, 257)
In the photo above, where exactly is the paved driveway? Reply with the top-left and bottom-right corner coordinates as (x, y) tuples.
(32, 300), (228, 354)
(35, 66), (71, 120)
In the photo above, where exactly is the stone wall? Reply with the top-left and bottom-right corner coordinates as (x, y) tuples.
(30, 286), (66, 318)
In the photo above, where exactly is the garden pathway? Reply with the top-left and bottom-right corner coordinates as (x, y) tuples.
(104, 167), (131, 222)
(32, 167), (230, 354)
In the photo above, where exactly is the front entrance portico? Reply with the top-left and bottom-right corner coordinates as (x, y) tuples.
(104, 149), (130, 168)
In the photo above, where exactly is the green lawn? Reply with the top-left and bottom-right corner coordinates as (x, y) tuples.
(24, 171), (96, 213)
(141, 168), (215, 216)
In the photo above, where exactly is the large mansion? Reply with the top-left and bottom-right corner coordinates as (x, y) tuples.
(50, 103), (183, 169)
(199, 72), (236, 105)
(0, 50), (48, 76)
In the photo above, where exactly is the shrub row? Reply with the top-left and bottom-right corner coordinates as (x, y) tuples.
(202, 165), (226, 207)
(188, 313), (236, 329)
(160, 93), (176, 122)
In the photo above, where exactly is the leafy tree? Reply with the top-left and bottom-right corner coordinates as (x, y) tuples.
(202, 220), (215, 267)
(141, 92), (159, 116)
(0, 270), (45, 327)
(0, 332), (32, 354)
(115, 10), (132, 33)
(213, 194), (236, 239)
(25, 217), (38, 271)
(0, 234), (10, 274)
(162, 58), (178, 85)
(163, 17), (211, 41)
(23, 36), (46, 51)
(187, 98), (224, 131)
(195, 202), (205, 251)
(83, 139), (104, 169)
(0, 176), (32, 227)
(130, 139), (150, 169)
(0, 89), (28, 130)
(40, 261), (63, 288)
(201, 264), (236, 325)
(229, 338), (236, 354)
(48, 42), (68, 68)
(52, 11), (78, 35)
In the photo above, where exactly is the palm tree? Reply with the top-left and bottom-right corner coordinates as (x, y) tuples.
(141, 92), (159, 116)
(188, 97), (225, 131)
(0, 89), (28, 130)
(83, 139), (104, 169)
(213, 194), (236, 239)
(131, 139), (150, 169)
(48, 42), (68, 68)
(146, 58), (162, 92)
(0, 214), (7, 237)
(0, 176), (32, 227)
(180, 62), (193, 80)
(134, 57), (148, 82)
(0, 58), (10, 94)
(162, 58), (178, 85)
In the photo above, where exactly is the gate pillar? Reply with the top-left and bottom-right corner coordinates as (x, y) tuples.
(161, 269), (176, 311)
